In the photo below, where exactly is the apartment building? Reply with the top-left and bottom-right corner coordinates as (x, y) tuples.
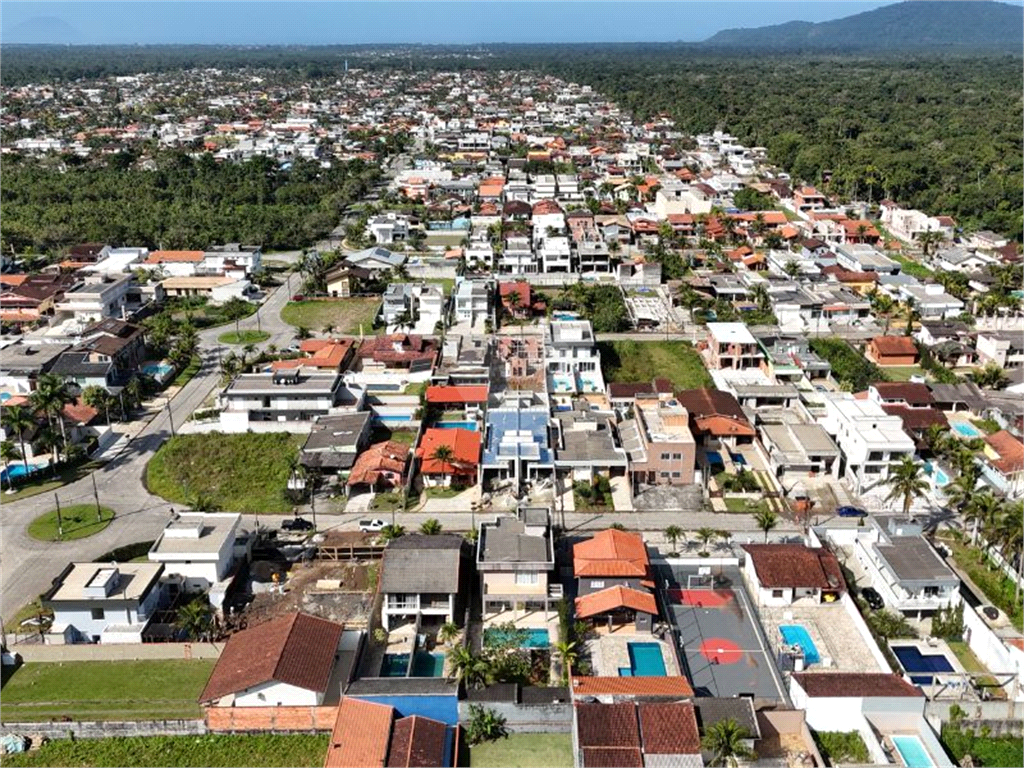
(820, 394), (916, 493)
(703, 323), (764, 370)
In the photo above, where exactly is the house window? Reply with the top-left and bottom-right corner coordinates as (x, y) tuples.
(660, 472), (670, 478)
(591, 581), (605, 589)
(671, 472), (681, 478)
(91, 608), (105, 620)
(672, 453), (682, 460)
(771, 590), (784, 599)
(660, 453), (671, 460)
(515, 572), (539, 586)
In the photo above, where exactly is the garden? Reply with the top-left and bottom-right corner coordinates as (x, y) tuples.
(597, 339), (713, 390)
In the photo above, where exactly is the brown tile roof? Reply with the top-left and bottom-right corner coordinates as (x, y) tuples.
(870, 336), (918, 356)
(881, 405), (948, 432)
(872, 382), (934, 406)
(985, 430), (1024, 475)
(674, 389), (755, 438)
(581, 747), (644, 767)
(199, 612), (343, 703)
(575, 586), (658, 620)
(358, 334), (436, 364)
(791, 672), (923, 698)
(638, 701), (701, 754)
(741, 544), (845, 591)
(574, 529), (650, 579)
(387, 715), (448, 767)
(571, 676), (694, 698)
(608, 382), (655, 399)
(347, 440), (410, 487)
(577, 702), (641, 749)
(325, 697), (394, 768)
(145, 250), (205, 263)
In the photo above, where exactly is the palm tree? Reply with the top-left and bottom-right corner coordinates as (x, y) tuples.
(916, 229), (943, 257)
(30, 374), (72, 460)
(322, 323), (336, 335)
(702, 719), (756, 767)
(993, 503), (1024, 602)
(885, 457), (929, 518)
(438, 622), (460, 646)
(903, 296), (919, 336)
(1, 441), (22, 491)
(379, 523), (406, 543)
(963, 490), (1002, 547)
(81, 385), (112, 426)
(664, 525), (684, 555)
(506, 288), (522, 317)
(124, 376), (144, 411)
(873, 293), (896, 334)
(241, 343), (257, 367)
(175, 599), (213, 642)
(447, 645), (492, 690)
(783, 260), (801, 278)
(420, 518), (443, 535)
(696, 527), (718, 555)
(748, 283), (770, 312)
(465, 704), (508, 745)
(34, 425), (62, 467)
(2, 405), (34, 474)
(295, 326), (312, 340)
(430, 444), (455, 484)
(554, 639), (578, 684)
(942, 473), (976, 514)
(221, 296), (251, 339)
(754, 508), (779, 543)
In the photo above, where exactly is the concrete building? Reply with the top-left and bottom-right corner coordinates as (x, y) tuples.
(619, 398), (698, 489)
(218, 370), (345, 429)
(704, 323), (764, 370)
(148, 512), (246, 594)
(820, 394), (916, 494)
(476, 509), (559, 618)
(53, 275), (132, 322)
(380, 535), (463, 631)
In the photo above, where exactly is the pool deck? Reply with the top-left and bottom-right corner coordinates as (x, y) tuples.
(587, 631), (681, 679)
(760, 602), (888, 674)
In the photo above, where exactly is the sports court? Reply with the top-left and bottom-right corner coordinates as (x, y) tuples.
(655, 564), (788, 702)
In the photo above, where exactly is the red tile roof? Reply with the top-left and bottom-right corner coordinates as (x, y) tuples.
(62, 399), (99, 425)
(638, 702), (701, 754)
(881, 405), (948, 432)
(985, 430), (1024, 475)
(581, 747), (644, 767)
(416, 428), (480, 475)
(872, 382), (934, 405)
(425, 385), (489, 405)
(741, 544), (845, 591)
(575, 586), (658, 619)
(387, 715), (448, 767)
(571, 676), (695, 698)
(325, 698), (394, 768)
(199, 612), (343, 703)
(348, 440), (410, 487)
(577, 702), (641, 748)
(792, 672), (923, 698)
(574, 529), (650, 579)
(674, 389), (755, 438)
(358, 334), (436, 365)
(870, 336), (918, 356)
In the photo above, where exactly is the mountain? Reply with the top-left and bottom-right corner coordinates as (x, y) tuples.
(5, 16), (82, 44)
(702, 1), (1024, 52)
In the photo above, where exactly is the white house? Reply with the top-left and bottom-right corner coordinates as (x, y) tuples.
(834, 244), (900, 275)
(367, 212), (410, 245)
(53, 275), (132, 323)
(896, 284), (964, 320)
(539, 236), (572, 274)
(654, 184), (713, 217)
(741, 543), (845, 607)
(880, 204), (955, 245)
(148, 512), (246, 595)
(380, 535), (462, 631)
(454, 278), (491, 326)
(976, 331), (1024, 370)
(931, 247), (994, 274)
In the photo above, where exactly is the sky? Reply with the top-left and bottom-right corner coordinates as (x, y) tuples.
(1, 0), (903, 45)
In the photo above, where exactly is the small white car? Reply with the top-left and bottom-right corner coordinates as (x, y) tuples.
(358, 518), (387, 533)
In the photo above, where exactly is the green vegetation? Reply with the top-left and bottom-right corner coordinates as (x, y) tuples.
(0, 660), (216, 722)
(945, 641), (1004, 697)
(171, 354), (202, 388)
(940, 533), (1023, 631)
(574, 476), (614, 511)
(370, 491), (406, 512)
(27, 504), (114, 542)
(280, 298), (380, 334)
(809, 337), (884, 391)
(218, 330), (270, 345)
(884, 365), (928, 383)
(551, 283), (629, 333)
(146, 433), (304, 513)
(0, 460), (104, 502)
(811, 731), (870, 765)
(1, 734), (329, 768)
(469, 733), (573, 767)
(598, 340), (713, 390)
(890, 254), (934, 279)
(733, 187), (776, 211)
(723, 497), (769, 515)
(941, 725), (1022, 768)
(971, 418), (1002, 435)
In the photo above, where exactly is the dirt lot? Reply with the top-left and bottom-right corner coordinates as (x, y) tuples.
(242, 560), (377, 627)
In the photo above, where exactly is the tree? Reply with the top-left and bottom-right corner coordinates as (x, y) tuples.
(963, 489), (1002, 547)
(554, 639), (578, 685)
(994, 502), (1024, 602)
(295, 325), (312, 340)
(664, 525), (684, 555)
(885, 457), (929, 518)
(420, 518), (443, 535)
(701, 719), (756, 767)
(696, 526), (718, 555)
(81, 385), (114, 426)
(916, 228), (943, 256)
(465, 704), (508, 745)
(447, 646), (493, 691)
(379, 523), (406, 543)
(754, 508), (779, 543)
(175, 599), (213, 642)
(438, 622), (460, 646)
(1, 441), (22, 491)
(430, 444), (455, 482)
(969, 363), (1009, 390)
(29, 373), (73, 460)
(221, 296), (251, 339)
(783, 260), (801, 278)
(1, 405), (33, 474)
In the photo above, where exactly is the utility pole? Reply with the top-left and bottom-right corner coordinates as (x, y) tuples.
(54, 494), (63, 540)
(166, 400), (176, 437)
(92, 473), (102, 521)
(310, 474), (317, 533)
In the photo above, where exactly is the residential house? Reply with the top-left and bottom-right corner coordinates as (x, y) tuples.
(299, 411), (371, 476)
(979, 430), (1023, 498)
(880, 203), (955, 244)
(357, 335), (437, 373)
(499, 236), (538, 274)
(344, 247), (406, 275)
(976, 331), (1024, 370)
(498, 281), (545, 319)
(539, 236), (572, 274)
(430, 336), (491, 388)
(573, 529), (657, 633)
(869, 382), (948, 445)
(927, 382), (988, 415)
(454, 279), (491, 326)
(144, 250), (206, 277)
(673, 389), (756, 449)
(820, 394), (917, 493)
(834, 244), (900, 276)
(199, 612), (345, 707)
(42, 562), (166, 645)
(367, 213), (410, 245)
(545, 320), (605, 406)
(50, 318), (146, 393)
(480, 402), (555, 491)
(793, 186), (827, 214)
(218, 370), (344, 429)
(53, 275), (132, 323)
(619, 397), (697, 489)
(555, 406), (629, 484)
(577, 242), (612, 274)
(382, 283), (418, 326)
(415, 427), (480, 487)
(325, 264), (374, 298)
(161, 276), (253, 302)
(703, 323), (764, 370)
(865, 336), (919, 367)
(379, 535), (464, 631)
(202, 243), (262, 277)
(277, 338), (358, 374)
(476, 509), (559, 618)
(1, 272), (78, 324)
(325, 697), (454, 768)
(0, 342), (70, 396)
(148, 512), (246, 596)
(346, 440), (410, 494)
(574, 701), (703, 768)
(931, 247), (993, 274)
(760, 422), (840, 483)
(741, 543), (845, 607)
(896, 284), (964, 321)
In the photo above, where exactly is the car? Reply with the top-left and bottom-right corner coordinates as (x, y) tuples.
(837, 505), (868, 518)
(281, 517), (314, 532)
(291, 294), (305, 302)
(860, 587), (884, 610)
(359, 518), (387, 533)
(983, 606), (1000, 621)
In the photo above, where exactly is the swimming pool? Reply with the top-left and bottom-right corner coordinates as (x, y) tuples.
(779, 625), (821, 665)
(142, 362), (174, 378)
(893, 646), (953, 685)
(952, 422), (982, 438)
(892, 735), (935, 768)
(705, 450), (725, 466)
(620, 643), (667, 677)
(0, 393), (11, 402)
(380, 653), (410, 677)
(484, 627), (550, 649)
(411, 652), (445, 677)
(553, 312), (579, 321)
(436, 421), (478, 431)
(376, 415), (414, 424)
(729, 452), (747, 466)
(1, 460), (50, 483)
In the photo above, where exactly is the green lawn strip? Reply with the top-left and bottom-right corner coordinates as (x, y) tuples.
(425, 487), (465, 500)
(1, 734), (329, 767)
(1, 460), (104, 502)
(146, 433), (303, 513)
(171, 354), (202, 387)
(218, 330), (271, 344)
(883, 365), (927, 382)
(280, 298), (380, 334)
(425, 277), (455, 295)
(890, 253), (934, 279)
(970, 418), (1001, 435)
(597, 340), (713, 390)
(27, 505), (115, 542)
(811, 731), (870, 765)
(940, 534), (1024, 631)
(723, 497), (767, 514)
(1, 660), (215, 722)
(370, 427), (417, 445)
(469, 733), (574, 768)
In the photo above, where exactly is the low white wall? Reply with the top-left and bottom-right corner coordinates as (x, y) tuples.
(840, 591), (892, 672)
(962, 600), (1024, 700)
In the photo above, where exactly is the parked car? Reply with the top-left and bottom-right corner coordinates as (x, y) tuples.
(860, 587), (884, 610)
(281, 517), (314, 532)
(291, 294), (305, 302)
(359, 518), (386, 533)
(837, 505), (868, 518)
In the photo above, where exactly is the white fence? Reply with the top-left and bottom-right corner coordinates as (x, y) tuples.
(962, 600), (1024, 700)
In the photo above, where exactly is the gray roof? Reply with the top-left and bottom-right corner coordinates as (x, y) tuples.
(225, 372), (340, 395)
(301, 411), (369, 453)
(345, 677), (459, 696)
(693, 698), (760, 739)
(874, 536), (958, 585)
(618, 420), (646, 462)
(761, 423), (839, 463)
(345, 246), (405, 269)
(380, 534), (462, 593)
(732, 384), (799, 398)
(50, 352), (111, 378)
(557, 429), (628, 466)
(0, 342), (69, 374)
(478, 517), (552, 565)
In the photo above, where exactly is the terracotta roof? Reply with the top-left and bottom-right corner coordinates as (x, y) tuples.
(416, 428), (480, 474)
(571, 676), (695, 698)
(985, 430), (1024, 475)
(199, 612), (344, 703)
(608, 382), (656, 399)
(0, 274), (28, 287)
(145, 250), (205, 263)
(881, 405), (948, 432)
(325, 698), (394, 768)
(425, 385), (489, 404)
(387, 715), (448, 767)
(581, 747), (644, 767)
(674, 389), (755, 438)
(741, 544), (845, 591)
(358, 334), (436, 364)
(62, 399), (99, 425)
(574, 529), (650, 579)
(499, 281), (532, 308)
(577, 702), (641, 748)
(792, 672), (923, 698)
(870, 336), (917, 355)
(348, 440), (410, 487)
(575, 586), (658, 619)
(638, 702), (701, 754)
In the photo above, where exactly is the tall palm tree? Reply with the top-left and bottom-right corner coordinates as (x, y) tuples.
(701, 719), (756, 767)
(175, 600), (214, 642)
(696, 527), (718, 555)
(916, 229), (943, 257)
(430, 444), (455, 484)
(447, 645), (492, 690)
(2, 405), (34, 474)
(993, 502), (1024, 601)
(1, 441), (22, 491)
(748, 283), (770, 312)
(664, 525), (684, 555)
(963, 490), (1002, 548)
(30, 374), (72, 460)
(754, 508), (779, 543)
(885, 457), (929, 518)
(554, 639), (578, 685)
(379, 523), (406, 543)
(783, 260), (801, 278)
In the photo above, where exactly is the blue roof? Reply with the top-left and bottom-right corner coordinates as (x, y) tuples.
(482, 408), (553, 466)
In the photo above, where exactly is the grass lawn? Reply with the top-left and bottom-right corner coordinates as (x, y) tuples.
(598, 340), (713, 390)
(171, 354), (202, 388)
(941, 726), (1022, 768)
(971, 418), (1001, 435)
(280, 298), (380, 334)
(946, 640), (1005, 697)
(1, 734), (328, 767)
(723, 497), (769, 514)
(891, 254), (934, 279)
(370, 426), (417, 445)
(883, 365), (927, 382)
(7, 599), (53, 629)
(218, 330), (271, 344)
(469, 734), (573, 768)
(146, 433), (304, 513)
(1, 460), (104, 502)
(27, 505), (115, 542)
(425, 487), (464, 500)
(940, 533), (1024, 631)
(425, 277), (456, 295)
(404, 381), (428, 396)
(371, 491), (406, 512)
(169, 300), (257, 330)
(0, 660), (216, 722)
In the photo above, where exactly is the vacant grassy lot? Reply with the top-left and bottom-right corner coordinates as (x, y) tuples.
(469, 734), (573, 768)
(27, 505), (115, 541)
(883, 365), (927, 382)
(280, 298), (380, 333)
(218, 330), (271, 344)
(598, 340), (713, 390)
(0, 660), (216, 722)
(940, 532), (1024, 631)
(1, 734), (328, 767)
(146, 433), (304, 513)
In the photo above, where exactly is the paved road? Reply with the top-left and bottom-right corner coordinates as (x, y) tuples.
(0, 280), (298, 622)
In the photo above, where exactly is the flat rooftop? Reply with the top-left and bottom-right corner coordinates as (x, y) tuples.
(478, 516), (552, 565)
(150, 513), (241, 557)
(707, 322), (757, 345)
(47, 562), (163, 603)
(874, 536), (959, 585)
(226, 372), (340, 394)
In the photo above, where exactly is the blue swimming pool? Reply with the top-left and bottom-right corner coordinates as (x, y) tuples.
(411, 652), (445, 677)
(1, 460), (50, 483)
(380, 653), (410, 677)
(142, 362), (174, 378)
(780, 625), (821, 665)
(376, 415), (413, 424)
(620, 643), (667, 677)
(892, 735), (935, 768)
(436, 421), (477, 431)
(484, 627), (550, 649)
(553, 312), (578, 321)
(705, 450), (725, 466)
(952, 422), (982, 438)
(730, 452), (747, 466)
(0, 392), (11, 402)
(892, 646), (954, 684)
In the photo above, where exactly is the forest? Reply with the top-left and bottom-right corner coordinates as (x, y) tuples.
(0, 152), (379, 253)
